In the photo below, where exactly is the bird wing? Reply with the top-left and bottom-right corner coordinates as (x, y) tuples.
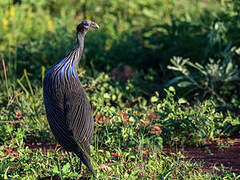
(43, 90), (79, 153)
(64, 89), (94, 148)
(64, 90), (94, 172)
(44, 86), (94, 172)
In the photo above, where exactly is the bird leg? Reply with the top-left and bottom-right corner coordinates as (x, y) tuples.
(67, 151), (76, 173)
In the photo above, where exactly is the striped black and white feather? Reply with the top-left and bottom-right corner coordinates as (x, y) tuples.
(43, 20), (99, 173)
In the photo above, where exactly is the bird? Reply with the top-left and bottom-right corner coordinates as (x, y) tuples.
(43, 20), (99, 174)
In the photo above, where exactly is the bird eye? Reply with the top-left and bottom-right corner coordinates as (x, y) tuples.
(84, 23), (89, 26)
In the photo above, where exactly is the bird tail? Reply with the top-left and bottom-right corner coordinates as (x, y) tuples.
(74, 139), (94, 174)
(76, 148), (94, 174)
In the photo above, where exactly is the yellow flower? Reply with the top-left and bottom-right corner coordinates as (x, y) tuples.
(128, 9), (134, 15)
(10, 6), (15, 20)
(47, 20), (54, 31)
(104, 39), (111, 51)
(2, 18), (8, 29)
(5, 9), (9, 16)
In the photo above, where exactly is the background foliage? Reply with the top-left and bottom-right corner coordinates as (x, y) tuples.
(0, 0), (240, 179)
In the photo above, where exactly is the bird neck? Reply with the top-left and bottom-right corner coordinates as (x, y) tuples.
(54, 31), (86, 80)
(76, 30), (86, 51)
(54, 33), (85, 80)
(72, 30), (86, 70)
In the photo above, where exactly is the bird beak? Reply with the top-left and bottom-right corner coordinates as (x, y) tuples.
(91, 23), (99, 29)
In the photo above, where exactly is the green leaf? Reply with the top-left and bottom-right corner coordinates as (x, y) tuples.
(106, 151), (111, 158)
(225, 62), (233, 74)
(103, 93), (111, 99)
(167, 66), (180, 71)
(151, 96), (158, 103)
(178, 98), (188, 104)
(235, 47), (240, 55)
(142, 8), (154, 17)
(168, 86), (175, 93)
(177, 81), (192, 87)
(53, 165), (59, 174)
(62, 163), (71, 174)
(112, 94), (117, 101)
(157, 103), (162, 111)
(4, 166), (10, 179)
(129, 116), (135, 123)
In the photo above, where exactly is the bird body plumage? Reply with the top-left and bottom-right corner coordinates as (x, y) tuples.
(43, 20), (99, 174)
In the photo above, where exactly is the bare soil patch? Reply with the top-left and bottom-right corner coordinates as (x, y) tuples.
(2, 138), (240, 175)
(162, 138), (240, 174)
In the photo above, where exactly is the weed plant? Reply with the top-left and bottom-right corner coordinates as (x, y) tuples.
(0, 0), (240, 179)
(0, 69), (239, 178)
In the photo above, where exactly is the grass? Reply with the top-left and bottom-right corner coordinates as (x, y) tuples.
(1, 143), (234, 179)
(0, 0), (240, 179)
(0, 70), (239, 179)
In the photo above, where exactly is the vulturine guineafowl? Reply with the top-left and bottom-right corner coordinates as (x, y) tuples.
(43, 20), (99, 174)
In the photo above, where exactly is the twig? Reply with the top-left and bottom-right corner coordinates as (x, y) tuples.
(0, 120), (24, 123)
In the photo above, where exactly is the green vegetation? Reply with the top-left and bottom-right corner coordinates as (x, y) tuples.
(0, 0), (240, 179)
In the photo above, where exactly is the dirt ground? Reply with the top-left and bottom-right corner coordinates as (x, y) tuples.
(3, 138), (240, 176)
(162, 138), (240, 174)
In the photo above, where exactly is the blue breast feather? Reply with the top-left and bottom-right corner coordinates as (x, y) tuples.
(60, 64), (78, 78)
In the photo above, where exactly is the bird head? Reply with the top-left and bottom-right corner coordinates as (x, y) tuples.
(76, 20), (99, 33)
